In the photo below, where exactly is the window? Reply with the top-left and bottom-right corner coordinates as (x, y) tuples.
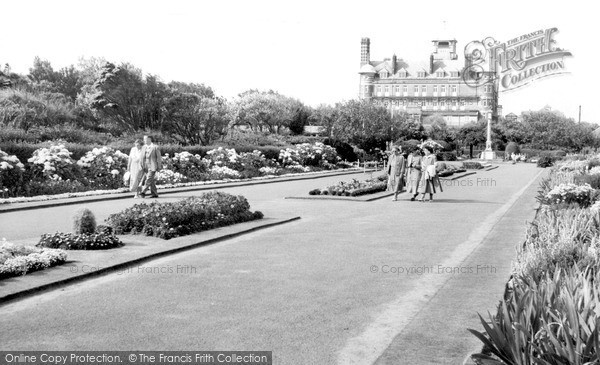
(441, 85), (446, 93)
(436, 71), (444, 77)
(433, 85), (438, 93)
(380, 71), (388, 79)
(421, 85), (427, 93)
(394, 85), (400, 94)
(460, 100), (465, 106)
(413, 85), (419, 93)
(451, 71), (459, 77)
(418, 71), (426, 78)
(433, 101), (438, 106)
(403, 85), (408, 93)
(451, 85), (457, 93)
(399, 71), (407, 78)
(440, 101), (445, 107)
(385, 86), (389, 93)
(377, 86), (382, 95)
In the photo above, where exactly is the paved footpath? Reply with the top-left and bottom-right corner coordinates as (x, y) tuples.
(0, 164), (546, 364)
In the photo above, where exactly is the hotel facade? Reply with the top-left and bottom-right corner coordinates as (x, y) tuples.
(358, 37), (500, 126)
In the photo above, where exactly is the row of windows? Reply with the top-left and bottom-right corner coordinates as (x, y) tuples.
(367, 84), (494, 94)
(376, 99), (479, 107)
(379, 70), (460, 79)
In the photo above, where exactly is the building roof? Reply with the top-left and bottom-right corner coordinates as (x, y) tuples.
(363, 56), (467, 78)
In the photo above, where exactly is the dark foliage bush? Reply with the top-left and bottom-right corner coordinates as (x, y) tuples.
(537, 154), (555, 168)
(323, 138), (357, 162)
(436, 152), (457, 161)
(505, 141), (520, 157)
(462, 162), (484, 169)
(73, 208), (96, 235)
(24, 179), (88, 197)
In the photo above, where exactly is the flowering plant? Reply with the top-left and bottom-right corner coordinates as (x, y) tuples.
(0, 238), (67, 279)
(259, 166), (278, 175)
(204, 147), (243, 170)
(543, 183), (596, 207)
(278, 142), (340, 168)
(77, 146), (128, 189)
(156, 169), (188, 185)
(209, 166), (241, 180)
(28, 144), (76, 181)
(37, 231), (123, 250)
(0, 149), (25, 197)
(163, 151), (208, 181)
(558, 160), (588, 173)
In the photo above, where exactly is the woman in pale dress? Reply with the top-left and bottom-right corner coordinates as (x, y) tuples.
(406, 147), (423, 201)
(387, 146), (406, 201)
(127, 139), (144, 198)
(418, 146), (443, 202)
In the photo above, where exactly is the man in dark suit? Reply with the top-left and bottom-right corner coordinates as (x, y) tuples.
(139, 135), (162, 198)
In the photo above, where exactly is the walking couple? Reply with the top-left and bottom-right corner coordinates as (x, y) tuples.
(126, 135), (163, 198)
(387, 145), (443, 202)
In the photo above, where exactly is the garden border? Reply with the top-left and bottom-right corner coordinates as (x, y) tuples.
(0, 168), (372, 214)
(0, 216), (300, 306)
(285, 190), (394, 202)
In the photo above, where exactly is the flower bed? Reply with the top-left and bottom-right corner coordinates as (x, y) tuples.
(106, 192), (263, 239)
(0, 239), (67, 279)
(37, 230), (123, 250)
(461, 161), (484, 170)
(0, 142), (350, 199)
(308, 175), (387, 197)
(469, 154), (600, 363)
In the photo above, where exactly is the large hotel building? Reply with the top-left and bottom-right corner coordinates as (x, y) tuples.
(358, 37), (500, 126)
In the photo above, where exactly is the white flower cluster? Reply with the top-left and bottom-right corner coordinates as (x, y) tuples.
(259, 166), (278, 175)
(210, 166), (241, 178)
(28, 144), (74, 180)
(278, 142), (340, 167)
(156, 169), (187, 185)
(205, 147), (239, 167)
(588, 166), (600, 175)
(590, 200), (600, 215)
(77, 146), (128, 170)
(419, 140), (444, 150)
(0, 239), (67, 277)
(545, 183), (595, 204)
(0, 149), (25, 171)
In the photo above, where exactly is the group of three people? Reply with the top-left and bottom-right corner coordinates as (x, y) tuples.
(126, 135), (163, 198)
(387, 145), (443, 202)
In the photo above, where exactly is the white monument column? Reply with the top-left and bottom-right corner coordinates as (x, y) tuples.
(481, 117), (497, 160)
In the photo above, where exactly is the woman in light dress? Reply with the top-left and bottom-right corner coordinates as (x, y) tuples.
(127, 139), (144, 198)
(417, 146), (443, 202)
(387, 146), (406, 201)
(406, 147), (423, 201)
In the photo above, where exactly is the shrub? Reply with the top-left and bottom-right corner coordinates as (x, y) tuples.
(536, 154), (554, 168)
(462, 161), (483, 169)
(106, 192), (263, 239)
(155, 169), (189, 185)
(504, 141), (520, 157)
(37, 231), (123, 250)
(73, 208), (97, 235)
(541, 183), (596, 208)
(279, 142), (340, 168)
(28, 144), (81, 181)
(436, 152), (457, 161)
(76, 146), (128, 189)
(397, 139), (421, 153)
(0, 149), (25, 197)
(0, 239), (67, 279)
(163, 151), (207, 181)
(323, 138), (357, 162)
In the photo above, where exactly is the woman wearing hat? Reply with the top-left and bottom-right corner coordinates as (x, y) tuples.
(406, 147), (423, 201)
(418, 145), (443, 202)
(387, 146), (406, 201)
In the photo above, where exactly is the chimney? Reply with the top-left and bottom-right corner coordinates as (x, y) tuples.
(361, 38), (370, 66)
(430, 54), (434, 74)
(392, 54), (397, 74)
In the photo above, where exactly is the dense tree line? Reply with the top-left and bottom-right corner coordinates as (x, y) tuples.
(1, 57), (598, 153)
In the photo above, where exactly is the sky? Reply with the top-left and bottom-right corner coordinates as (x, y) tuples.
(1, 0), (598, 123)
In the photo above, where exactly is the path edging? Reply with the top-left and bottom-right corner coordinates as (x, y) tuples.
(0, 216), (301, 306)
